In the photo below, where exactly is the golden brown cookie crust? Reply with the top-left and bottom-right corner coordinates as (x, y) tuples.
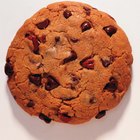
(5, 1), (133, 124)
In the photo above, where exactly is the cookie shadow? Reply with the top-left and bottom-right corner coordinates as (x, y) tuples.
(6, 85), (131, 140)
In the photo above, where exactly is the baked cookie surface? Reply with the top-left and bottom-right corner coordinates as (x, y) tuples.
(5, 1), (133, 124)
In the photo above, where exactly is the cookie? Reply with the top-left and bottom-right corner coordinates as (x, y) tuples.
(5, 1), (133, 124)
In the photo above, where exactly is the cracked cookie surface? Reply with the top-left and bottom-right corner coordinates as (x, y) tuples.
(5, 1), (133, 124)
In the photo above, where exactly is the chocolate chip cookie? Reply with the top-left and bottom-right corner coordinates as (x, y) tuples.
(5, 1), (133, 124)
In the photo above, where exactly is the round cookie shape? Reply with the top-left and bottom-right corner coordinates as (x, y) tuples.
(5, 1), (133, 124)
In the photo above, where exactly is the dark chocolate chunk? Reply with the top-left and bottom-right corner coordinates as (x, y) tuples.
(29, 74), (41, 86)
(95, 110), (106, 119)
(36, 19), (50, 29)
(25, 33), (40, 54)
(104, 77), (118, 92)
(45, 75), (60, 91)
(63, 51), (77, 64)
(5, 62), (14, 76)
(101, 56), (115, 67)
(39, 113), (52, 123)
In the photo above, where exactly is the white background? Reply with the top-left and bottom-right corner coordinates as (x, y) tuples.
(0, 0), (140, 140)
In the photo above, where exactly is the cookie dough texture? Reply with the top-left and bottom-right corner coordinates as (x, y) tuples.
(5, 1), (133, 124)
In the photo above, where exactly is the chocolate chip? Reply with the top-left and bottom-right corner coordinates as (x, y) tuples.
(13, 96), (17, 100)
(25, 33), (40, 54)
(63, 51), (77, 64)
(55, 36), (60, 43)
(103, 25), (117, 37)
(70, 38), (79, 43)
(39, 113), (52, 123)
(5, 62), (14, 76)
(39, 35), (46, 43)
(101, 59), (111, 67)
(63, 10), (72, 19)
(71, 75), (79, 85)
(6, 58), (11, 62)
(69, 74), (80, 89)
(81, 21), (92, 32)
(83, 6), (91, 16)
(26, 100), (35, 107)
(89, 97), (97, 104)
(36, 19), (50, 29)
(25, 33), (30, 38)
(58, 113), (71, 123)
(104, 77), (118, 92)
(95, 110), (106, 119)
(29, 74), (41, 86)
(45, 75), (60, 91)
(101, 56), (115, 67)
(80, 57), (94, 69)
